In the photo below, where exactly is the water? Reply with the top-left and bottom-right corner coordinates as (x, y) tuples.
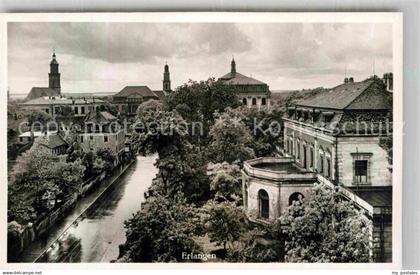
(35, 154), (158, 263)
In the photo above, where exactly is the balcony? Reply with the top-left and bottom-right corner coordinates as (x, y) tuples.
(243, 157), (317, 182)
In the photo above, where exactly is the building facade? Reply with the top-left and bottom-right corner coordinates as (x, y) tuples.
(243, 75), (393, 262)
(77, 110), (125, 162)
(21, 96), (106, 118)
(219, 59), (271, 110)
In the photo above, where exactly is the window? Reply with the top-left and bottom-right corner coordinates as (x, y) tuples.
(296, 141), (300, 160)
(81, 106), (85, 114)
(258, 189), (269, 219)
(45, 108), (49, 114)
(95, 125), (100, 132)
(242, 98), (247, 105)
(326, 158), (331, 178)
(252, 98), (257, 105)
(319, 155), (324, 173)
(261, 98), (266, 105)
(310, 147), (314, 168)
(80, 136), (84, 143)
(355, 160), (368, 184)
(289, 192), (304, 206)
(90, 135), (93, 140)
(19, 137), (23, 142)
(302, 145), (307, 169)
(104, 136), (108, 142)
(74, 106), (79, 115)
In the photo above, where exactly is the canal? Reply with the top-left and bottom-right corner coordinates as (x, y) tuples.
(33, 154), (158, 263)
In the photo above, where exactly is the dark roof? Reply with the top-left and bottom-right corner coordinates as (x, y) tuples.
(349, 186), (392, 208)
(38, 134), (68, 149)
(296, 78), (392, 110)
(153, 90), (166, 100)
(84, 110), (117, 124)
(25, 87), (60, 101)
(114, 86), (158, 99)
(219, 72), (267, 85)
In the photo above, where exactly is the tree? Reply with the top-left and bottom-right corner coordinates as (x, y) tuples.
(96, 148), (116, 173)
(226, 228), (279, 262)
(207, 162), (242, 202)
(278, 183), (372, 263)
(120, 195), (202, 262)
(27, 110), (52, 130)
(209, 108), (255, 163)
(201, 200), (245, 252)
(166, 78), (241, 125)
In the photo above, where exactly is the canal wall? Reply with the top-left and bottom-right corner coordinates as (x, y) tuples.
(8, 158), (136, 262)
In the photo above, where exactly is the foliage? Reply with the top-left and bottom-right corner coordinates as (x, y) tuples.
(8, 143), (85, 224)
(226, 228), (279, 262)
(96, 148), (116, 173)
(278, 183), (372, 263)
(379, 135), (392, 173)
(209, 108), (255, 163)
(165, 78), (241, 132)
(201, 200), (246, 251)
(27, 110), (53, 128)
(121, 195), (202, 262)
(207, 162), (242, 202)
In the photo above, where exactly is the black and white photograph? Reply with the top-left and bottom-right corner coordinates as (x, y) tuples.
(1, 13), (403, 268)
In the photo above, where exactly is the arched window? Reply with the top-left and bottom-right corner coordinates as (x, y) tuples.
(252, 98), (257, 105)
(289, 192), (304, 206)
(258, 189), (269, 219)
(242, 98), (247, 105)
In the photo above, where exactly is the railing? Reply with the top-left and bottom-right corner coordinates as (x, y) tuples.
(243, 157), (316, 181)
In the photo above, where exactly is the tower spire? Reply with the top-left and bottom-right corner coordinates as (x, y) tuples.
(163, 63), (171, 95)
(231, 56), (236, 74)
(49, 50), (61, 94)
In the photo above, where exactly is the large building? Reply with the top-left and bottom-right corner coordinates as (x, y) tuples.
(111, 64), (170, 116)
(219, 58), (271, 110)
(21, 96), (106, 118)
(243, 75), (393, 262)
(25, 51), (61, 101)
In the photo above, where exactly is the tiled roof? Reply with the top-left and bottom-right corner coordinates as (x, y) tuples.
(219, 72), (266, 85)
(349, 186), (392, 208)
(38, 134), (68, 149)
(84, 110), (117, 124)
(22, 96), (105, 106)
(114, 86), (158, 99)
(296, 78), (391, 110)
(25, 87), (60, 101)
(153, 90), (166, 100)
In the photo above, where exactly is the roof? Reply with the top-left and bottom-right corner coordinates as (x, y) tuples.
(349, 186), (392, 208)
(18, 131), (57, 138)
(37, 134), (68, 149)
(114, 86), (158, 99)
(22, 96), (105, 106)
(84, 110), (117, 124)
(219, 72), (267, 86)
(25, 87), (60, 101)
(296, 77), (392, 110)
(153, 90), (166, 100)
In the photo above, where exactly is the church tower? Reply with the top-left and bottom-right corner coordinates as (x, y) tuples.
(163, 63), (171, 95)
(48, 50), (61, 94)
(231, 57), (236, 75)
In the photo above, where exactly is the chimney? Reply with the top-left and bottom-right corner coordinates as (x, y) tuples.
(348, 77), (354, 83)
(344, 77), (349, 83)
(383, 73), (393, 92)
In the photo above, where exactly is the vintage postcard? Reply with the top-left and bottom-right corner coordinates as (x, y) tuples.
(0, 12), (403, 269)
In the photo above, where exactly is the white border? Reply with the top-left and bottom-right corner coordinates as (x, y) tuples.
(0, 12), (403, 270)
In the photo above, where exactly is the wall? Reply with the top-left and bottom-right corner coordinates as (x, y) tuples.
(79, 130), (125, 155)
(337, 136), (392, 187)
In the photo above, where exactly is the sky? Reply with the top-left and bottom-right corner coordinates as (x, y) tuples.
(8, 22), (393, 95)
